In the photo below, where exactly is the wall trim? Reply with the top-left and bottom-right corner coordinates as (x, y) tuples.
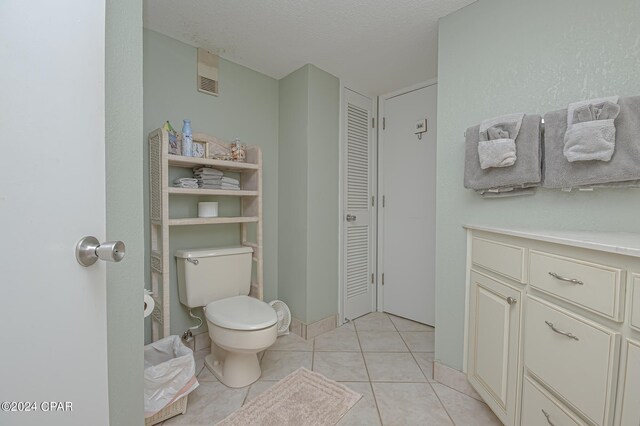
(381, 78), (438, 101)
(289, 314), (338, 340)
(463, 228), (472, 373)
(338, 81), (345, 325)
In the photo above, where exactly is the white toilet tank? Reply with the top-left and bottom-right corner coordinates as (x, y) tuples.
(175, 246), (253, 308)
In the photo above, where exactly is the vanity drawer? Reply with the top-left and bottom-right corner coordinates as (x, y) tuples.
(529, 250), (623, 320)
(521, 376), (586, 426)
(472, 237), (525, 282)
(631, 274), (640, 331)
(525, 296), (619, 425)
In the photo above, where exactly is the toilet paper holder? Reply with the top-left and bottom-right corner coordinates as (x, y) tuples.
(76, 236), (126, 267)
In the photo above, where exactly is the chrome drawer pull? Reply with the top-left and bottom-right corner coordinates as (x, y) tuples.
(545, 321), (579, 341)
(548, 272), (583, 285)
(541, 409), (555, 426)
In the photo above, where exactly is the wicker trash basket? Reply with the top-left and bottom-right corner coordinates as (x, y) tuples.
(145, 395), (188, 426)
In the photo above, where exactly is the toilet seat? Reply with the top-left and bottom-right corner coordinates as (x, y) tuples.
(205, 295), (277, 331)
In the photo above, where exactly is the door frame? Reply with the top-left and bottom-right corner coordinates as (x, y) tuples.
(376, 79), (438, 313)
(338, 84), (378, 325)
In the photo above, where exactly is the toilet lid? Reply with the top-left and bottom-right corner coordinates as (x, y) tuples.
(205, 295), (278, 331)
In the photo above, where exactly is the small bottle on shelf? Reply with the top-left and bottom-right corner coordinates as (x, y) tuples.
(181, 119), (193, 157)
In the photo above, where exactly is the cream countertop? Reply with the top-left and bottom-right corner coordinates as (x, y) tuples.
(464, 225), (640, 258)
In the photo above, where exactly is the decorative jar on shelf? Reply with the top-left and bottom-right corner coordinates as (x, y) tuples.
(231, 138), (246, 162)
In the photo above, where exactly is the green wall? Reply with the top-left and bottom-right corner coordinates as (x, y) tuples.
(278, 65), (340, 325)
(306, 65), (340, 323)
(106, 0), (144, 424)
(143, 30), (279, 339)
(278, 66), (310, 322)
(436, 0), (640, 370)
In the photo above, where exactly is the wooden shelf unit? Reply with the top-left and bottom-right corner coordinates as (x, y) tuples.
(148, 128), (263, 341)
(168, 216), (259, 226)
(168, 187), (259, 197)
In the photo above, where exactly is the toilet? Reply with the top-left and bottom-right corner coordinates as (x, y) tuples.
(176, 246), (277, 388)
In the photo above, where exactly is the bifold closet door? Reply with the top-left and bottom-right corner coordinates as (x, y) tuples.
(343, 89), (376, 321)
(379, 84), (437, 325)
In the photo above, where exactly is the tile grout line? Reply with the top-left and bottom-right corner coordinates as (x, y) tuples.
(354, 315), (385, 425)
(391, 313), (430, 384)
(434, 381), (486, 403)
(390, 315), (437, 382)
(427, 381), (457, 425)
(392, 314), (456, 424)
(391, 316), (455, 425)
(389, 314), (412, 353)
(311, 335), (315, 371)
(240, 383), (251, 407)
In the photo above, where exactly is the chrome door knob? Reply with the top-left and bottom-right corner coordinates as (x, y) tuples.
(346, 214), (357, 222)
(76, 236), (126, 267)
(506, 297), (517, 305)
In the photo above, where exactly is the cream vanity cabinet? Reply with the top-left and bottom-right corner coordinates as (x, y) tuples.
(467, 238), (525, 426)
(465, 227), (640, 426)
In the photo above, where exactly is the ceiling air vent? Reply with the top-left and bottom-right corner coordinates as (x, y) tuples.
(197, 48), (219, 96)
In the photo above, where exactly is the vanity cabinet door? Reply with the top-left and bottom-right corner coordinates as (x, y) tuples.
(467, 270), (522, 426)
(619, 339), (640, 426)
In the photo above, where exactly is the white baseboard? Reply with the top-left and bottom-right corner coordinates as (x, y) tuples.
(289, 314), (338, 340)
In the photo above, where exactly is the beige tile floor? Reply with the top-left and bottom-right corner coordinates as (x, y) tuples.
(162, 312), (501, 425)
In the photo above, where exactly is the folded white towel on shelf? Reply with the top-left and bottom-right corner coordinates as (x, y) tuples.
(200, 184), (240, 190)
(174, 182), (199, 189)
(221, 176), (240, 185)
(173, 177), (198, 184)
(193, 167), (223, 177)
(199, 183), (240, 189)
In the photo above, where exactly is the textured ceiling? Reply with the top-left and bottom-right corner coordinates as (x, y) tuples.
(143, 0), (475, 95)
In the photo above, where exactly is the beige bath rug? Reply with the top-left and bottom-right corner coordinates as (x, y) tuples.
(217, 367), (361, 426)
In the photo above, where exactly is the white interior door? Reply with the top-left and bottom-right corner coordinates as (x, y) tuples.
(1, 2), (110, 425)
(379, 84), (437, 325)
(343, 89), (376, 321)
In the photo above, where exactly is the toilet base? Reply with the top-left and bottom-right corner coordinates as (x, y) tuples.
(205, 351), (261, 388)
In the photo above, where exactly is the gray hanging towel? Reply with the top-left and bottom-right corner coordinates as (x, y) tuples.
(543, 95), (640, 189)
(464, 114), (542, 192)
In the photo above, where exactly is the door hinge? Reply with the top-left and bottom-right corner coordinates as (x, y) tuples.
(372, 117), (375, 128)
(382, 117), (386, 130)
(371, 195), (375, 207)
(371, 273), (374, 284)
(382, 273), (385, 286)
(382, 195), (386, 207)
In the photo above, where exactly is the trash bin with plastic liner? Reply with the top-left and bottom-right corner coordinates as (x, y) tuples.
(144, 336), (199, 425)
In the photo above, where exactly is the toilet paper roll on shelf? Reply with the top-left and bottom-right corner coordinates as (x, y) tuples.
(198, 202), (219, 218)
(144, 290), (155, 318)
